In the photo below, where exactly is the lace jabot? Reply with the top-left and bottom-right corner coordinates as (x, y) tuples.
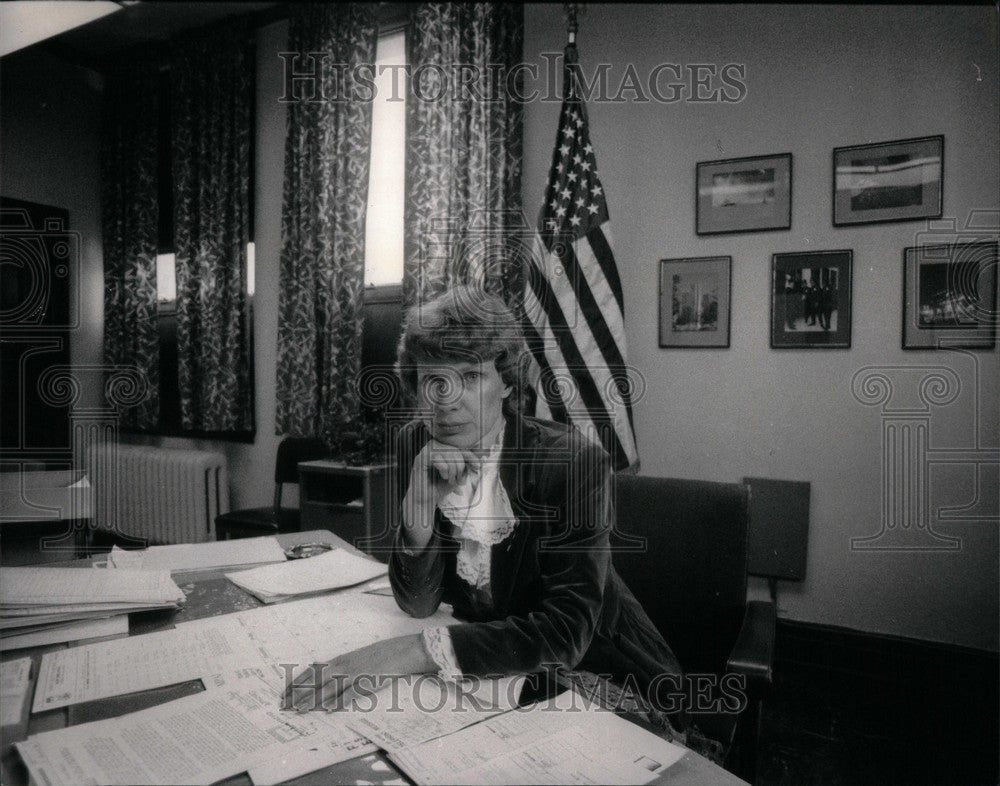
(436, 431), (516, 592)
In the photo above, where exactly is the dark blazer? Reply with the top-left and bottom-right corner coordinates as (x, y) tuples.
(389, 414), (683, 699)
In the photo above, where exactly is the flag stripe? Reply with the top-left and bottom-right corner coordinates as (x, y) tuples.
(557, 241), (629, 382)
(574, 234), (637, 437)
(520, 310), (569, 424)
(526, 262), (630, 469)
(585, 226), (624, 316)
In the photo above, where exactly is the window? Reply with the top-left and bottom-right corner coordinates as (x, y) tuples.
(364, 29), (406, 288)
(156, 242), (253, 305)
(150, 65), (255, 442)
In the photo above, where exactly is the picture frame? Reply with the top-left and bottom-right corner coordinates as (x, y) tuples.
(696, 153), (792, 235)
(659, 256), (731, 348)
(833, 135), (943, 226)
(771, 250), (852, 349)
(902, 241), (997, 350)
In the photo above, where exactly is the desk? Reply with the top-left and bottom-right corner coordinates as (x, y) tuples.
(0, 530), (745, 786)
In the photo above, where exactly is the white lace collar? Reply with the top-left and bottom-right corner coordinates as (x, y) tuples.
(437, 427), (516, 591)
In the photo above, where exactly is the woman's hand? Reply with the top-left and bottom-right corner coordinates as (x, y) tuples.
(282, 633), (437, 712)
(400, 439), (476, 551)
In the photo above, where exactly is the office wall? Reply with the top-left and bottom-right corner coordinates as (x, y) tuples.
(522, 4), (999, 650)
(0, 49), (105, 412)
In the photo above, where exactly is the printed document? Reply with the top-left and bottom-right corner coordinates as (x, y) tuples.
(17, 670), (372, 786)
(389, 688), (687, 785)
(31, 609), (308, 713)
(347, 675), (526, 752)
(33, 592), (455, 712)
(1, 657), (31, 726)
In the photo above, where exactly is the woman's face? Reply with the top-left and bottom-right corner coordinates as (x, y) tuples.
(416, 359), (511, 449)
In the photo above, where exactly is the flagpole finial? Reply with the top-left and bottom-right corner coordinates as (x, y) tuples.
(564, 3), (581, 45)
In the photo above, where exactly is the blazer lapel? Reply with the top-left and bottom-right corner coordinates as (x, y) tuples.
(489, 415), (539, 613)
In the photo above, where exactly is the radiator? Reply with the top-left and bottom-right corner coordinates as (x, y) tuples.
(88, 445), (230, 543)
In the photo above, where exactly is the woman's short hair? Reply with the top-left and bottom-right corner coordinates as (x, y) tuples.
(396, 286), (530, 417)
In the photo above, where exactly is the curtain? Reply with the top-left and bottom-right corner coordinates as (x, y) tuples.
(102, 61), (161, 429)
(171, 27), (255, 433)
(404, 2), (524, 307)
(275, 3), (378, 444)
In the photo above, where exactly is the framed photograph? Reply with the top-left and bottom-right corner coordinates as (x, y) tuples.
(833, 135), (943, 226)
(771, 250), (852, 348)
(696, 153), (792, 235)
(659, 256), (731, 348)
(903, 241), (997, 349)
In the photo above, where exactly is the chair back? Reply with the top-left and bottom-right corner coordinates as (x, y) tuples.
(611, 474), (750, 676)
(273, 437), (328, 509)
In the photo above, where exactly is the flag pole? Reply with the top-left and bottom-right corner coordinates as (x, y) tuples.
(565, 3), (579, 46)
(563, 3), (580, 96)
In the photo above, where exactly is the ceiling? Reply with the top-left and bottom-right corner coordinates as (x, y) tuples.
(20, 1), (281, 70)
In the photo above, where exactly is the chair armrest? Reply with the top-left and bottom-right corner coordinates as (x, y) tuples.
(726, 600), (776, 696)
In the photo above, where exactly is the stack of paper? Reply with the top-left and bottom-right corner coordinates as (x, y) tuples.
(0, 567), (185, 649)
(225, 547), (388, 603)
(106, 536), (287, 572)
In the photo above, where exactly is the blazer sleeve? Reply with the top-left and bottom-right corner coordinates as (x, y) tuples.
(447, 435), (613, 677)
(388, 421), (447, 618)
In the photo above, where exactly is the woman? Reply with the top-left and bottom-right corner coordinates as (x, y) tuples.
(285, 286), (686, 727)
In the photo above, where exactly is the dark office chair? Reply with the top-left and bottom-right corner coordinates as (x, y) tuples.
(215, 437), (328, 540)
(610, 474), (776, 783)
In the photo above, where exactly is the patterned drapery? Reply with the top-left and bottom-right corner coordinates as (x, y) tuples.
(275, 3), (378, 443)
(404, 2), (524, 307)
(101, 62), (161, 429)
(171, 27), (255, 433)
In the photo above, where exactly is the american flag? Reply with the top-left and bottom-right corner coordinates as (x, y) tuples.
(522, 51), (638, 471)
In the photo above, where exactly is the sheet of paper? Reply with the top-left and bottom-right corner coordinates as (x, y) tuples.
(0, 567), (183, 605)
(347, 675), (525, 752)
(225, 548), (388, 602)
(33, 591), (455, 712)
(0, 616), (128, 652)
(1, 657), (31, 726)
(1, 601), (177, 619)
(18, 670), (372, 786)
(389, 688), (686, 786)
(32, 614), (307, 713)
(176, 591), (456, 664)
(108, 537), (287, 572)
